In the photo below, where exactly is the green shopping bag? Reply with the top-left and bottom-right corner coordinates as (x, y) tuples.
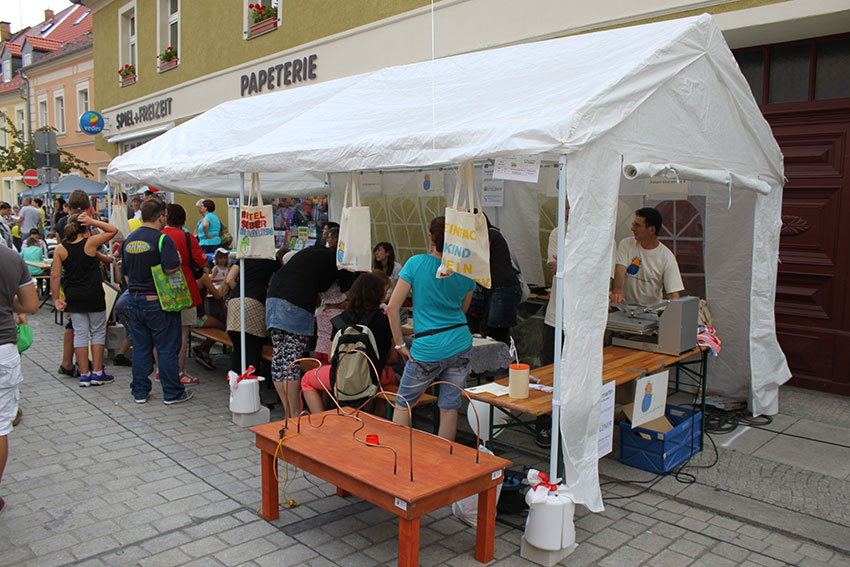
(17, 324), (33, 354)
(151, 234), (193, 312)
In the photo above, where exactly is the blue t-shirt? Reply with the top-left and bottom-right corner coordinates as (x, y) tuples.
(198, 212), (221, 246)
(400, 254), (476, 362)
(120, 227), (180, 293)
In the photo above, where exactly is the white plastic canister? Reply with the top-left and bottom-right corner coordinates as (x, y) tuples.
(228, 370), (265, 413)
(524, 487), (576, 551)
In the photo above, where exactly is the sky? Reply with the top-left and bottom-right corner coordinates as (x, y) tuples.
(3, 0), (74, 32)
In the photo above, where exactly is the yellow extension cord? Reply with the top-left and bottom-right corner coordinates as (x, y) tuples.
(255, 431), (301, 516)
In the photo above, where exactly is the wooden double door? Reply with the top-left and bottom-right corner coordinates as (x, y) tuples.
(768, 103), (850, 396)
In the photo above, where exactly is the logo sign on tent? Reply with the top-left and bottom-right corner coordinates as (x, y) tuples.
(79, 111), (105, 135)
(22, 169), (39, 187)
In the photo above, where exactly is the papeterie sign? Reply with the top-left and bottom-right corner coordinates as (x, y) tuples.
(240, 54), (318, 96)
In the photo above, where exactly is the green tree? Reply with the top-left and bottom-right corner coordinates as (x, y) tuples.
(0, 115), (92, 177)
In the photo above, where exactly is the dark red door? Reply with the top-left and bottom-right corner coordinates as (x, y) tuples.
(768, 106), (850, 395)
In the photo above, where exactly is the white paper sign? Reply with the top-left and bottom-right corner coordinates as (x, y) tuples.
(359, 172), (383, 196)
(647, 177), (689, 200)
(418, 170), (444, 197)
(493, 155), (541, 183)
(631, 370), (669, 428)
(227, 198), (240, 208)
(481, 164), (504, 207)
(598, 380), (616, 458)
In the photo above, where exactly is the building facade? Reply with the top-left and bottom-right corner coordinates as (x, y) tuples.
(85, 0), (850, 395)
(1, 5), (109, 204)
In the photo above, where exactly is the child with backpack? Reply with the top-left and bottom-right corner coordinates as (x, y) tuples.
(50, 213), (118, 387)
(301, 271), (397, 414)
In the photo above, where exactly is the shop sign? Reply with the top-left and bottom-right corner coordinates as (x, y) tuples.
(79, 111), (105, 135)
(115, 97), (174, 130)
(240, 54), (318, 96)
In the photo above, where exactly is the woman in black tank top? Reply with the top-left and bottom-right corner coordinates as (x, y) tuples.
(50, 213), (117, 386)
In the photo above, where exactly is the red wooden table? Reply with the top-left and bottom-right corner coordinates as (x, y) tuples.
(251, 410), (511, 566)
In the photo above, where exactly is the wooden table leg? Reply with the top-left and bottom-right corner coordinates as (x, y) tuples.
(398, 516), (420, 567)
(475, 485), (497, 563)
(336, 487), (351, 497)
(260, 451), (279, 521)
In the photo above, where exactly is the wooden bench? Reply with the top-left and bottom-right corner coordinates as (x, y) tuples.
(378, 383), (439, 433)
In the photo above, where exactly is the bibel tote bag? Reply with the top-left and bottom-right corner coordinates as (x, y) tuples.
(437, 161), (491, 287)
(237, 173), (276, 260)
(336, 171), (372, 272)
(151, 234), (193, 312)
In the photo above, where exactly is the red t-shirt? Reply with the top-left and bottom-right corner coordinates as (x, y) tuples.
(162, 226), (208, 307)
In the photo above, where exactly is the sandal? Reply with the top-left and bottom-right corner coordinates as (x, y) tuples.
(192, 346), (215, 370)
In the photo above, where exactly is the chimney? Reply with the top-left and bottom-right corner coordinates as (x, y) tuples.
(45, 9), (55, 21)
(0, 22), (10, 42)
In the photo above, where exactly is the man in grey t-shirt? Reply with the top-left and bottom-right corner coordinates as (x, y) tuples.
(0, 244), (38, 515)
(18, 198), (42, 236)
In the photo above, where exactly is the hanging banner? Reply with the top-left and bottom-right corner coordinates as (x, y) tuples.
(493, 154), (541, 183)
(482, 164), (504, 207)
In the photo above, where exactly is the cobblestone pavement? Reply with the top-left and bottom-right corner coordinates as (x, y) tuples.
(1, 309), (848, 566)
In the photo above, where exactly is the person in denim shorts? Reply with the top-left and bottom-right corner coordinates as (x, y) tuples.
(387, 217), (476, 441)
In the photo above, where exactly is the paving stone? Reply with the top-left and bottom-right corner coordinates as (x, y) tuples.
(214, 537), (280, 566)
(588, 527), (632, 551)
(690, 553), (738, 567)
(651, 549), (695, 567)
(669, 537), (708, 558)
(799, 543), (835, 562)
(630, 532), (672, 555)
(254, 543), (318, 567)
(598, 546), (652, 567)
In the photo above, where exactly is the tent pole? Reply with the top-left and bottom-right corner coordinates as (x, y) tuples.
(239, 173), (247, 374)
(550, 154), (567, 482)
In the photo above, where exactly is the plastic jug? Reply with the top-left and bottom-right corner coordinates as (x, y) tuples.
(228, 367), (265, 414)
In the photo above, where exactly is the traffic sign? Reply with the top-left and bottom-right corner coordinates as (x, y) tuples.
(23, 169), (39, 187)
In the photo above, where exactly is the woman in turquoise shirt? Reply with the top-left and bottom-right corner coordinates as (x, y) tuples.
(387, 216), (476, 441)
(195, 199), (222, 254)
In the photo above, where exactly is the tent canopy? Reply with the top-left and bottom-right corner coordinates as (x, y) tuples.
(107, 14), (788, 513)
(19, 174), (108, 198)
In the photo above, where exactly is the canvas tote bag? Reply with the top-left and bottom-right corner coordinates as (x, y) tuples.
(237, 173), (276, 260)
(109, 187), (132, 242)
(438, 161), (491, 288)
(336, 171), (372, 272)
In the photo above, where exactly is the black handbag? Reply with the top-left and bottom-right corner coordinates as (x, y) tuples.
(185, 232), (206, 280)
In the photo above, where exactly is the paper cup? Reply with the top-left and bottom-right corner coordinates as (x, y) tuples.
(509, 363), (530, 399)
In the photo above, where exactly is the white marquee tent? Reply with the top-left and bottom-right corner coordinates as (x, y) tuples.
(108, 14), (789, 512)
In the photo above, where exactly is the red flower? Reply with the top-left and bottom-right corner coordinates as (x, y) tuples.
(248, 3), (254, 8)
(124, 64), (129, 69)
(258, 6), (264, 11)
(156, 55), (160, 58)
(167, 46), (172, 50)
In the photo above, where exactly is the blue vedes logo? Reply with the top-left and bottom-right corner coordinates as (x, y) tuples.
(79, 111), (104, 135)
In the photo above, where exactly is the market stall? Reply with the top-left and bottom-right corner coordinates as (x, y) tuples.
(107, 14), (788, 512)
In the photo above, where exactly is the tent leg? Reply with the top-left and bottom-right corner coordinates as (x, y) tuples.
(550, 154), (568, 482)
(239, 173), (247, 375)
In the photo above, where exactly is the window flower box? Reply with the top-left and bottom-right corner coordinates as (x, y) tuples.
(118, 64), (136, 86)
(246, 3), (278, 39)
(158, 57), (178, 72)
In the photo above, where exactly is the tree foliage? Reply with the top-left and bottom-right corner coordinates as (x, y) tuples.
(0, 116), (92, 177)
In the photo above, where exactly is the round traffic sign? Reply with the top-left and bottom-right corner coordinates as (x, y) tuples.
(23, 169), (39, 187)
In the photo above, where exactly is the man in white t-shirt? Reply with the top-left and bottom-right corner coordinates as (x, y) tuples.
(17, 198), (42, 236)
(609, 207), (684, 306)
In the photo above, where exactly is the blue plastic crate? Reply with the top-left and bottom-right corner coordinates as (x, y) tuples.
(619, 404), (702, 474)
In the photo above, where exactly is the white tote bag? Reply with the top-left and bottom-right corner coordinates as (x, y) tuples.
(237, 173), (276, 260)
(109, 187), (132, 242)
(438, 161), (491, 288)
(336, 172), (372, 272)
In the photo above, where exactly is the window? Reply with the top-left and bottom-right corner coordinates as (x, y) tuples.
(1, 60), (10, 82)
(15, 109), (24, 132)
(733, 33), (850, 106)
(77, 87), (89, 115)
(23, 52), (32, 66)
(38, 99), (48, 128)
(119, 2), (138, 70)
(0, 112), (6, 147)
(73, 9), (91, 25)
(158, 0), (180, 67)
(55, 96), (65, 134)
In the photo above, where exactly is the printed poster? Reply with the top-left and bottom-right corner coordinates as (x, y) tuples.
(359, 172), (383, 197)
(598, 379), (616, 458)
(481, 164), (504, 207)
(647, 177), (689, 200)
(418, 170), (444, 197)
(493, 154), (541, 183)
(631, 370), (669, 428)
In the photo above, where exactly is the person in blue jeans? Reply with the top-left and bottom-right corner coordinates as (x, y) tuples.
(387, 216), (476, 441)
(119, 199), (192, 405)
